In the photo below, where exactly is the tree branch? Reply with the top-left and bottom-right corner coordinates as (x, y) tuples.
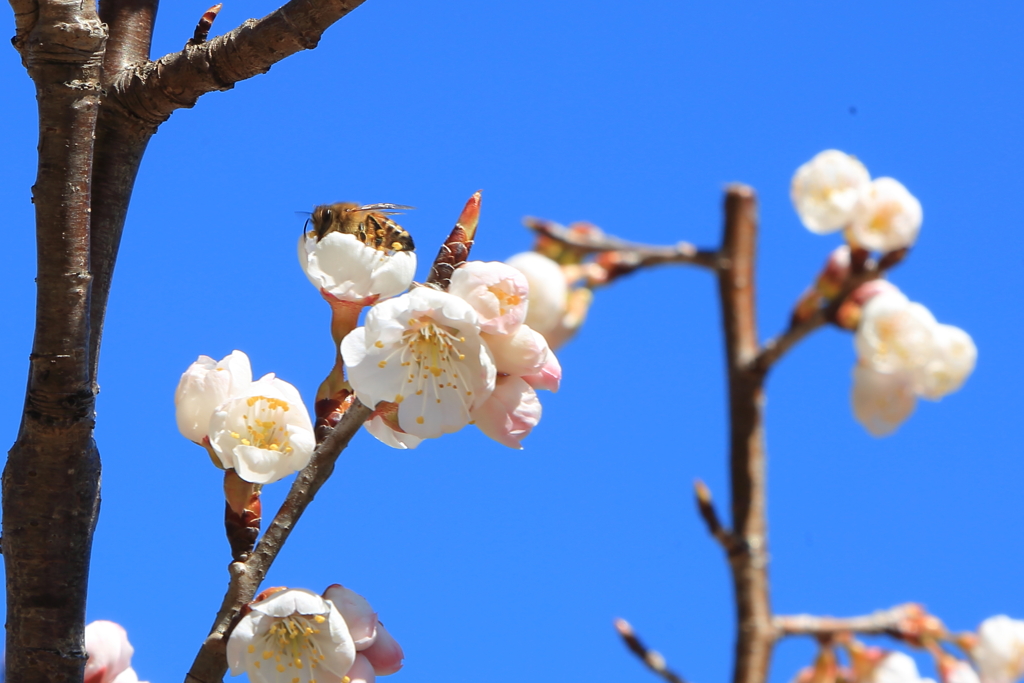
(108, 0), (368, 127)
(751, 252), (907, 374)
(4, 1), (108, 681)
(773, 604), (923, 639)
(615, 618), (690, 683)
(185, 400), (373, 683)
(693, 479), (737, 553)
(524, 216), (718, 269)
(715, 185), (775, 683)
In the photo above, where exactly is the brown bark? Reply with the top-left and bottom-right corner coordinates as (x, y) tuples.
(5, 0), (372, 680)
(715, 186), (775, 683)
(3, 1), (107, 681)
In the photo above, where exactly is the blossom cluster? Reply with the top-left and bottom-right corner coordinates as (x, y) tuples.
(175, 351), (315, 484)
(84, 620), (148, 683)
(227, 585), (403, 683)
(791, 149), (923, 253)
(790, 615), (1024, 683)
(341, 261), (561, 449)
(851, 284), (976, 436)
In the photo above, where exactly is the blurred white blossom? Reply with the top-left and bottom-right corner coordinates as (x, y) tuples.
(505, 251), (568, 340)
(209, 374), (316, 484)
(791, 150), (871, 234)
(868, 652), (935, 683)
(84, 621), (148, 683)
(971, 616), (1024, 683)
(848, 177), (923, 252)
(175, 351), (252, 443)
(851, 363), (918, 437)
(227, 588), (355, 683)
(299, 231), (416, 304)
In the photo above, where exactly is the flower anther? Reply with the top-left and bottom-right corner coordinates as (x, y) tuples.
(448, 261), (530, 335)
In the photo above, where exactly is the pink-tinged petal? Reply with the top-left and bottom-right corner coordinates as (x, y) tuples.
(471, 376), (542, 449)
(484, 325), (550, 377)
(362, 623), (404, 675)
(111, 667), (141, 683)
(521, 349), (561, 393)
(85, 620), (134, 683)
(323, 585), (379, 649)
(346, 653), (377, 683)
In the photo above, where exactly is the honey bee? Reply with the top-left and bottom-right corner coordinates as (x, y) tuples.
(309, 203), (415, 253)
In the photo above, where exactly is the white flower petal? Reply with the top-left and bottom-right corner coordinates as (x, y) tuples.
(851, 364), (917, 437)
(506, 252), (568, 339)
(449, 261), (530, 335)
(790, 150), (871, 234)
(848, 177), (923, 252)
(175, 351), (252, 443)
(973, 616), (1024, 683)
(299, 232), (416, 302)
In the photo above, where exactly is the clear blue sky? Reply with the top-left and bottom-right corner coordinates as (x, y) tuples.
(1, 2), (1021, 683)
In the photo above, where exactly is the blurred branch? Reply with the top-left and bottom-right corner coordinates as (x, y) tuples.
(715, 185), (775, 683)
(693, 480), (738, 553)
(524, 216), (718, 269)
(774, 604), (923, 638)
(185, 400), (373, 683)
(615, 618), (689, 683)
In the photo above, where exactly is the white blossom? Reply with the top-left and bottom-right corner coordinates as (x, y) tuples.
(227, 588), (356, 683)
(84, 621), (135, 683)
(299, 231), (416, 303)
(916, 323), (977, 400)
(175, 351), (252, 443)
(791, 150), (871, 234)
(505, 252), (568, 340)
(342, 287), (496, 440)
(848, 177), (923, 252)
(322, 585), (404, 677)
(483, 324), (554, 378)
(972, 616), (1024, 683)
(209, 374), (316, 484)
(448, 261), (529, 335)
(855, 290), (936, 376)
(944, 660), (982, 683)
(471, 376), (542, 449)
(868, 652), (934, 683)
(851, 364), (917, 437)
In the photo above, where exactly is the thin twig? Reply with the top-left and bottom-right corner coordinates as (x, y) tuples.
(774, 604), (923, 638)
(185, 400), (373, 683)
(751, 251), (908, 374)
(693, 480), (737, 553)
(615, 618), (689, 683)
(524, 216), (719, 269)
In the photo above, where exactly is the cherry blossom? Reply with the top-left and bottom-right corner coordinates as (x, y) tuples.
(916, 323), (978, 400)
(791, 150), (871, 234)
(471, 375), (543, 449)
(505, 251), (568, 341)
(848, 177), (923, 253)
(84, 621), (135, 683)
(448, 261), (529, 335)
(867, 652), (935, 683)
(851, 363), (918, 437)
(342, 287), (496, 440)
(855, 289), (937, 376)
(323, 584), (404, 679)
(209, 374), (316, 484)
(175, 350), (252, 443)
(299, 231), (416, 304)
(227, 588), (355, 683)
(971, 616), (1024, 683)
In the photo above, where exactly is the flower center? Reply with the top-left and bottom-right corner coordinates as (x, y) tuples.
(252, 614), (328, 682)
(491, 284), (522, 312)
(230, 396), (295, 454)
(397, 318), (474, 415)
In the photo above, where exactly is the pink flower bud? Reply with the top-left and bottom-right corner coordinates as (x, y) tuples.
(472, 376), (542, 449)
(84, 621), (135, 683)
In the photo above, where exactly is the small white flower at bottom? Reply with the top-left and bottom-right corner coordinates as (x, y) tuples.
(227, 589), (355, 683)
(851, 364), (917, 437)
(342, 287), (496, 440)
